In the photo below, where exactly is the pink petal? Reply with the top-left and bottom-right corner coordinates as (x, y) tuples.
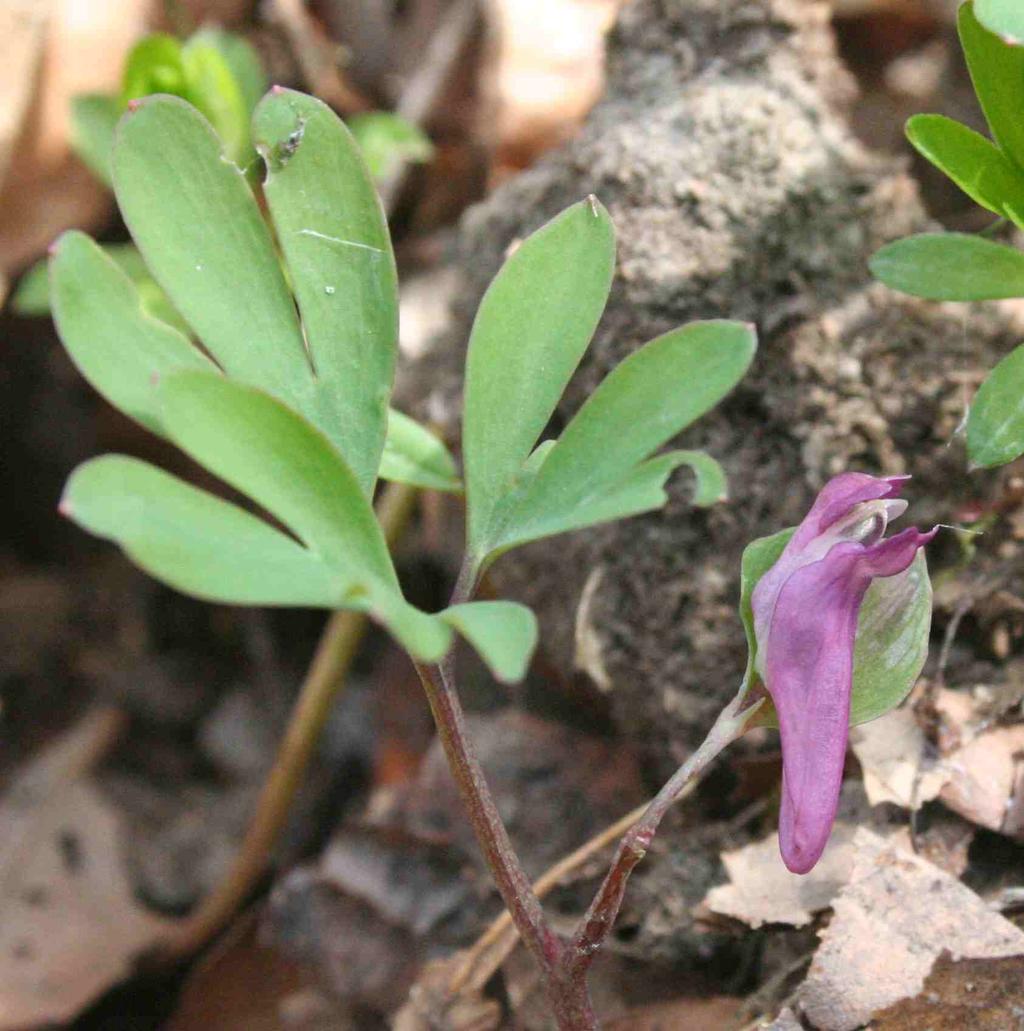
(789, 473), (908, 552)
(765, 528), (935, 873)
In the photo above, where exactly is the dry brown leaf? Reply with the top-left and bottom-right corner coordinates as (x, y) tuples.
(849, 707), (949, 809)
(0, 0), (151, 275)
(930, 688), (1024, 840)
(0, 711), (173, 1029)
(799, 829), (1024, 1031)
(703, 823), (858, 929)
(871, 952), (1024, 1030)
(0, 0), (49, 188)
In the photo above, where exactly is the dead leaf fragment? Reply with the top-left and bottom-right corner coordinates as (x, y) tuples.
(849, 707), (949, 809)
(704, 824), (858, 929)
(0, 711), (173, 1029)
(872, 951), (1024, 1030)
(799, 829), (1024, 1031)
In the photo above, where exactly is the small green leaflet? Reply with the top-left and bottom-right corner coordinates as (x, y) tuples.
(347, 112), (433, 180)
(63, 455), (348, 608)
(253, 87), (398, 495)
(959, 2), (1024, 172)
(870, 233), (1024, 300)
(440, 602), (538, 683)
(967, 341), (1024, 467)
(381, 409), (461, 492)
(737, 528), (933, 729)
(906, 114), (1024, 224)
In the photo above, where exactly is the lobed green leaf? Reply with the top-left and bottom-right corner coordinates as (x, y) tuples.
(347, 112), (433, 180)
(252, 88), (398, 494)
(463, 198), (616, 561)
(157, 371), (396, 587)
(483, 322), (753, 558)
(62, 456), (345, 607)
(180, 34), (253, 166)
(49, 232), (214, 436)
(120, 34), (188, 106)
(870, 232), (1024, 300)
(966, 340), (1024, 467)
(381, 409), (462, 492)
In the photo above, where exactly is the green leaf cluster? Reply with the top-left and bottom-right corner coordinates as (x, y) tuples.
(869, 2), (1024, 469)
(50, 87), (755, 682)
(73, 28), (266, 184)
(737, 528), (932, 729)
(50, 89), (522, 678)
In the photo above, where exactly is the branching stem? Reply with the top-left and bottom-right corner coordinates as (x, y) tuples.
(413, 556), (761, 1030)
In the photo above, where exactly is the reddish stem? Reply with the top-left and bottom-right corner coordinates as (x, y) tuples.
(559, 693), (758, 990)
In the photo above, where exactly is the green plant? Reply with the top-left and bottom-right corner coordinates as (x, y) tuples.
(12, 28), (430, 321)
(48, 85), (936, 1028)
(870, 1), (1024, 469)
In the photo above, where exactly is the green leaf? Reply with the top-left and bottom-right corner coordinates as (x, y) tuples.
(181, 35), (252, 166)
(69, 94), (120, 187)
(49, 231), (214, 435)
(192, 28), (266, 116)
(120, 34), (188, 105)
(738, 530), (932, 729)
(11, 259), (51, 315)
(440, 601), (538, 683)
(959, 2), (1024, 170)
(113, 95), (315, 415)
(463, 198), (616, 560)
(156, 371), (457, 660)
(486, 321), (754, 557)
(976, 0), (1024, 47)
(906, 113), (1024, 222)
(870, 233), (1024, 300)
(848, 551), (932, 725)
(347, 112), (433, 180)
(738, 527), (794, 695)
(158, 371), (396, 586)
(252, 88), (398, 494)
(499, 450), (727, 556)
(381, 409), (461, 492)
(967, 340), (1024, 467)
(62, 456), (345, 607)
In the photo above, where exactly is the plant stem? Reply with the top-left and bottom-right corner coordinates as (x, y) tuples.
(413, 660), (561, 973)
(558, 692), (759, 992)
(160, 481), (419, 961)
(447, 779), (704, 998)
(412, 556), (599, 1027)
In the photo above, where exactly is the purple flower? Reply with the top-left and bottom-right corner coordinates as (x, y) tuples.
(751, 473), (937, 874)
